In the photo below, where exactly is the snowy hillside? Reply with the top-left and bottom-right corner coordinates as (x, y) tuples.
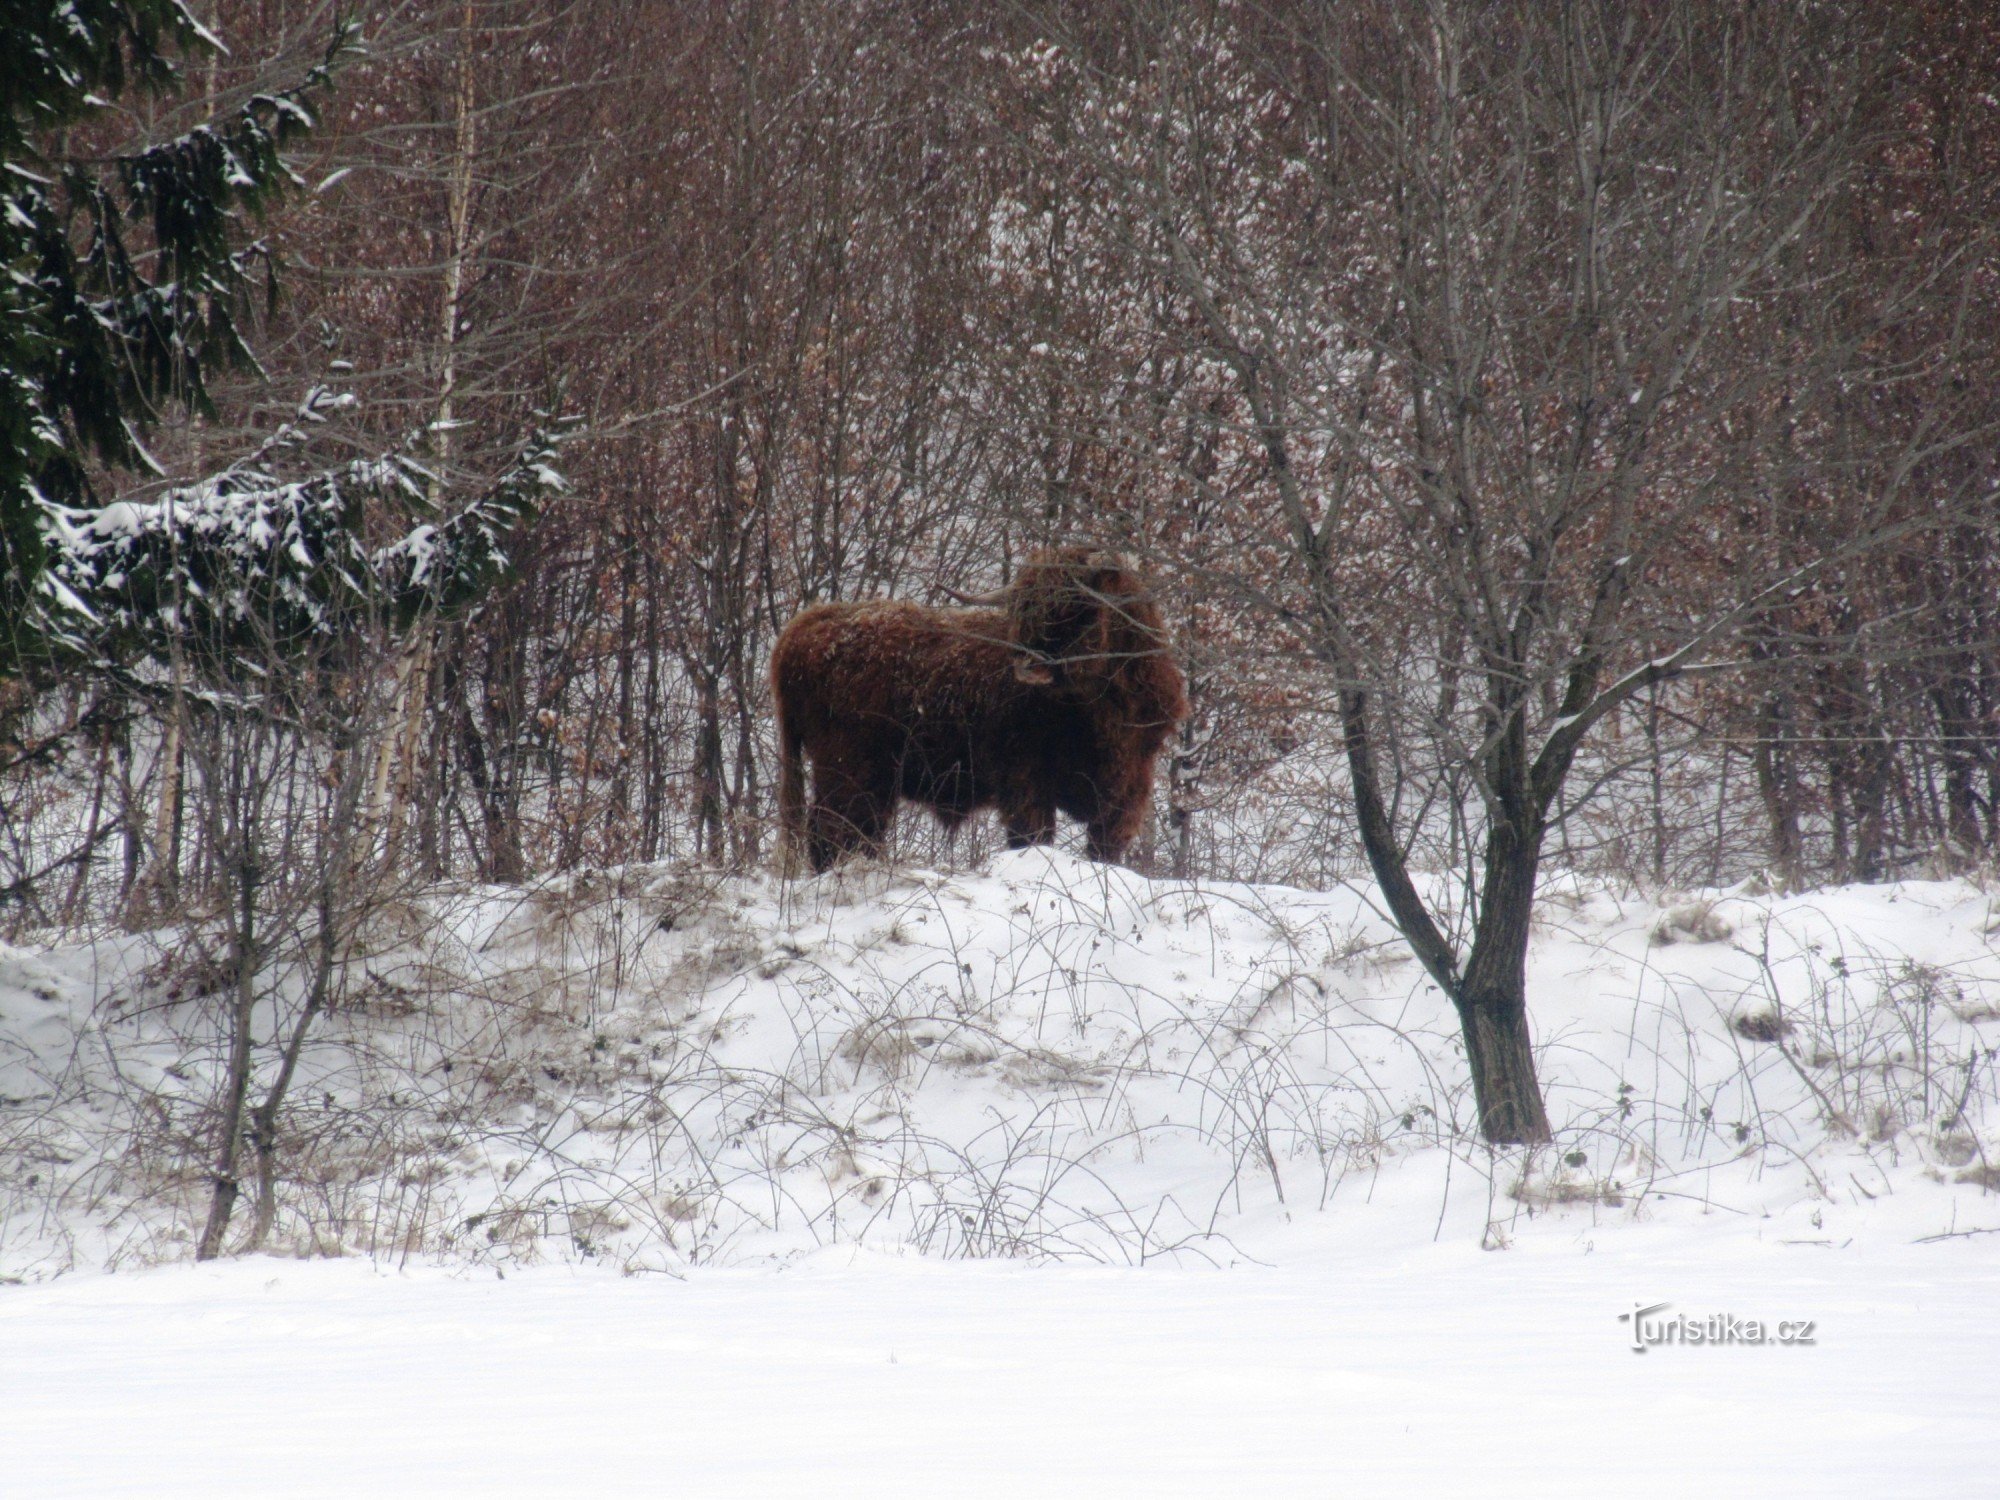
(6, 855), (2000, 1495)
(7, 852), (1999, 1277)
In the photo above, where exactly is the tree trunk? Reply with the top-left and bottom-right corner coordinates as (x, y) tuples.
(694, 671), (726, 862)
(1645, 683), (1667, 887)
(1452, 813), (1554, 1145)
(197, 856), (258, 1261)
(140, 694), (184, 914)
(247, 876), (340, 1253)
(1336, 680), (1554, 1145)
(1753, 689), (1803, 888)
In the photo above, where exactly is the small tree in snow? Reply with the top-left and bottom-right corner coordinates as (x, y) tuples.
(1012, 0), (1986, 1142)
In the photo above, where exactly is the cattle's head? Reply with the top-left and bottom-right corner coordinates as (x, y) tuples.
(953, 546), (1184, 721)
(989, 544), (1181, 717)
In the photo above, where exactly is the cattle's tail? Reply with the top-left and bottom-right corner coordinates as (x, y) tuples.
(774, 681), (807, 874)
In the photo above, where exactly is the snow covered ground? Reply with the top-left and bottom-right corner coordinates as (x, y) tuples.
(3, 1236), (1995, 1497)
(4, 851), (1999, 1491)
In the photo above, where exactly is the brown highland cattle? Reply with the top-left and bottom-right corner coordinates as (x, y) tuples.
(771, 547), (1188, 872)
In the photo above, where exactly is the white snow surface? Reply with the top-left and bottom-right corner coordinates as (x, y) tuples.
(4, 852), (2000, 1490)
(1, 1238), (1995, 1496)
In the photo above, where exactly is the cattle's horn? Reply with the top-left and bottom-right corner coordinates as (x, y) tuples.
(941, 582), (1010, 606)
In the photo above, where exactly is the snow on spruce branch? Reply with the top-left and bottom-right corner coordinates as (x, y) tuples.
(373, 422), (572, 626)
(37, 410), (570, 673)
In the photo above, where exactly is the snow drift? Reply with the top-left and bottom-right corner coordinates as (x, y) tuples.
(5, 851), (1999, 1277)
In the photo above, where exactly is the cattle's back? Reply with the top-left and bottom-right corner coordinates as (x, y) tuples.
(771, 600), (1017, 746)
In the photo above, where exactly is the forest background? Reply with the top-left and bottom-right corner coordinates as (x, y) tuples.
(3, 0), (1998, 1186)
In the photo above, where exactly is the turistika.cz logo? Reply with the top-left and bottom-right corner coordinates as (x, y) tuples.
(1618, 1301), (1817, 1353)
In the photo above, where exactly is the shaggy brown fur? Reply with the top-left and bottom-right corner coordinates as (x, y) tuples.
(771, 548), (1188, 871)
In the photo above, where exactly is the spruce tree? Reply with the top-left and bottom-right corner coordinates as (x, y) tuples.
(0, 2), (344, 668)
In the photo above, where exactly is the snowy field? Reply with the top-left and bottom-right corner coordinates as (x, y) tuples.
(3, 1236), (1996, 1497)
(5, 852), (2000, 1491)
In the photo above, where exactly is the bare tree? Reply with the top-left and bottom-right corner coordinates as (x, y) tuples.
(1014, 0), (1989, 1140)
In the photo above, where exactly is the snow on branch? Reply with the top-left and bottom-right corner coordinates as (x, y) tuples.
(37, 412), (569, 678)
(373, 421), (572, 628)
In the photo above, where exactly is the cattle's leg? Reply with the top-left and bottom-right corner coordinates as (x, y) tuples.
(1083, 810), (1141, 862)
(1001, 795), (1056, 849)
(1083, 769), (1151, 863)
(808, 761), (896, 871)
